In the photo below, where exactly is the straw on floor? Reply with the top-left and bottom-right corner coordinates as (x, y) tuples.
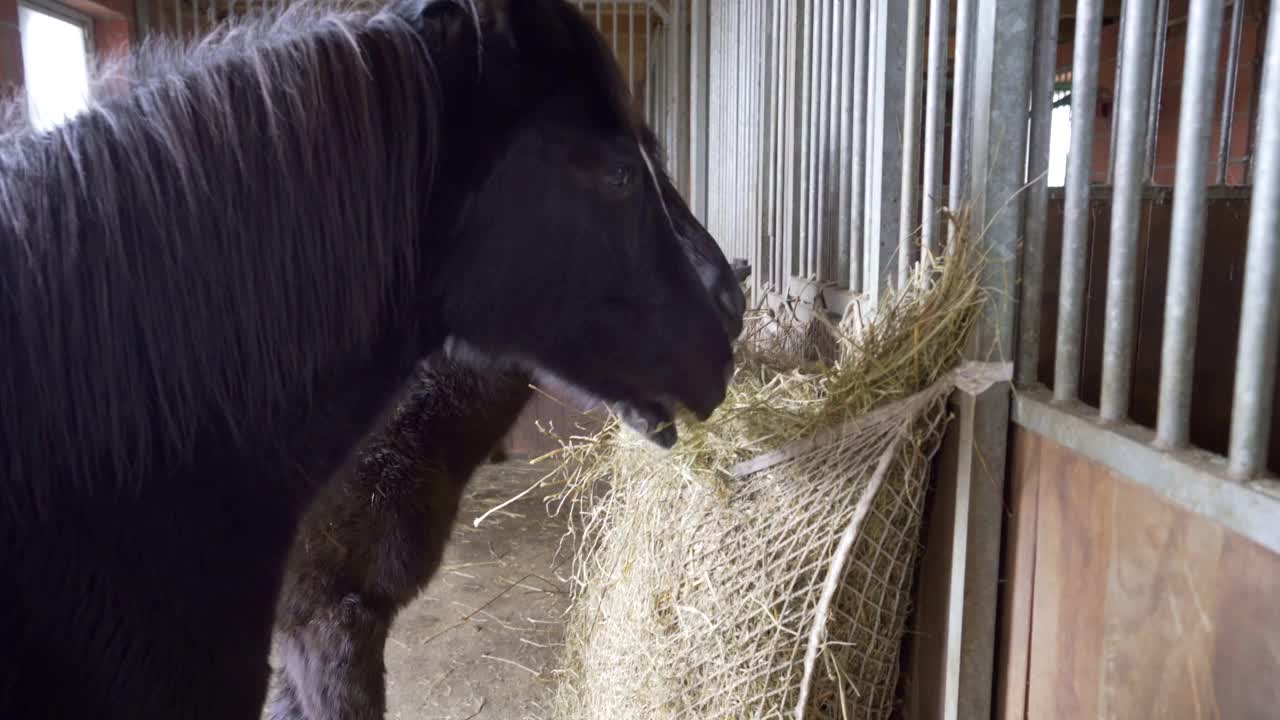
(523, 238), (986, 720)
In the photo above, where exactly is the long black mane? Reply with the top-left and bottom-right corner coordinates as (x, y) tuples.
(0, 2), (472, 510)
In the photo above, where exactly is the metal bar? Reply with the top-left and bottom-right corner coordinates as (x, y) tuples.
(1228, 1), (1280, 480)
(1246, 3), (1270, 184)
(611, 0), (619, 58)
(1013, 387), (1280, 557)
(920, 0), (948, 257)
(1108, 8), (1126, 184)
(950, 0), (1035, 713)
(814, 0), (833, 280)
(865, 0), (908, 298)
(1155, 0), (1225, 449)
(1100, 0), (1158, 422)
(1016, 0), (1061, 386)
(674, 0), (688, 195)
(1053, 0), (1105, 404)
(1215, 0), (1247, 184)
(822, 0), (842, 282)
(1144, 0), (1170, 182)
(627, 0), (635, 94)
(689, 0), (708, 221)
(784, 1), (800, 286)
(848, 0), (869, 291)
(897, 0), (926, 287)
(798, 0), (815, 278)
(947, 0), (977, 243)
(768, 0), (785, 292)
(862, 0), (879, 290)
(833, 0), (854, 288)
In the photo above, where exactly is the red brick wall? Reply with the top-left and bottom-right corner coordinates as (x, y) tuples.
(1, 0), (23, 90)
(1059, 0), (1267, 186)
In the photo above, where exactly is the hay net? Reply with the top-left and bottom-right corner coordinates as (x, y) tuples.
(535, 245), (992, 720)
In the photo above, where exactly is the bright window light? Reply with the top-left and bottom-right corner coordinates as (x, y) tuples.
(1047, 103), (1071, 187)
(19, 4), (92, 132)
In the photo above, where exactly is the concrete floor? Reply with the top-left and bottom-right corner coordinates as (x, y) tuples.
(273, 461), (572, 720)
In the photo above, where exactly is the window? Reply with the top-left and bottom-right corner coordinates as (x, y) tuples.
(1046, 89), (1072, 188)
(18, 2), (92, 132)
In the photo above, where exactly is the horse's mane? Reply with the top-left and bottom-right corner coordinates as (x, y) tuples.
(0, 0), (477, 507)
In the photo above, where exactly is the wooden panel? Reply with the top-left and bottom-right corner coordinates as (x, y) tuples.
(1026, 436), (1113, 720)
(994, 430), (1041, 720)
(1009, 428), (1280, 719)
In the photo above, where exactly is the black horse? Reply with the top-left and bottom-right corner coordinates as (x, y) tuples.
(0, 0), (745, 717)
(267, 260), (751, 720)
(266, 355), (533, 720)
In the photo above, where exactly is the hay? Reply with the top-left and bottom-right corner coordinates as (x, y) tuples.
(529, 235), (989, 720)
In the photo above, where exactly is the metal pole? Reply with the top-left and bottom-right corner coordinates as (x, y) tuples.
(800, 0), (817, 278)
(1215, 0), (1247, 184)
(848, 0), (869, 291)
(865, 0), (908, 299)
(921, 0), (948, 257)
(1144, 0), (1170, 182)
(947, 0), (977, 242)
(1108, 7), (1126, 184)
(1228, 0), (1280, 479)
(834, 0), (855, 288)
(1155, 0), (1225, 449)
(1053, 0), (1105, 404)
(952, 0), (1035, 714)
(784, 1), (800, 286)
(1015, 0), (1061, 386)
(897, 0), (926, 287)
(1100, 0), (1158, 422)
(768, 0), (785, 292)
(814, 0), (834, 281)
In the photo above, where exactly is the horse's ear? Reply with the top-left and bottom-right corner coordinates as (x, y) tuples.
(391, 0), (478, 54)
(486, 0), (572, 64)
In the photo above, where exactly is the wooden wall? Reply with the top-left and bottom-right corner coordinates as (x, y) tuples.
(996, 427), (1280, 720)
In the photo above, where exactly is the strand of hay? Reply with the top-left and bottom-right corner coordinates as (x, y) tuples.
(526, 236), (986, 720)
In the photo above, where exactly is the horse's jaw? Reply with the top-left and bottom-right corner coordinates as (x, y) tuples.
(440, 335), (678, 448)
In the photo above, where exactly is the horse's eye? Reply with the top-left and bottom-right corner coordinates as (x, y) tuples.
(605, 165), (634, 188)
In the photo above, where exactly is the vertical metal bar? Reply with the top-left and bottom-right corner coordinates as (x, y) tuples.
(920, 0), (948, 257)
(613, 0), (621, 57)
(1016, 0), (1061, 386)
(1053, 0), (1105, 403)
(797, 0), (814, 278)
(627, 0), (634, 95)
(834, 0), (855, 288)
(1228, 0), (1280, 479)
(861, 0), (879, 290)
(674, 0), (689, 195)
(689, 0), (708, 221)
(947, 0), (977, 242)
(1100, 0), (1158, 422)
(865, 0), (908, 299)
(848, 0), (869, 291)
(1246, 3), (1270, 184)
(768, 0), (784, 292)
(1144, 0), (1170, 182)
(784, 1), (801, 284)
(1216, 0), (1247, 184)
(1155, 0), (1225, 449)
(822, 0), (841, 282)
(897, 0), (926, 287)
(174, 0), (183, 38)
(731, 1), (743, 263)
(1108, 8), (1126, 184)
(812, 0), (831, 280)
(949, 0), (1035, 714)
(643, 3), (652, 121)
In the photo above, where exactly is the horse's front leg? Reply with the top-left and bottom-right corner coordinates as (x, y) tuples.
(270, 594), (392, 720)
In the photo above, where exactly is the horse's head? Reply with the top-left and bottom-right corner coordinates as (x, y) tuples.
(403, 0), (746, 444)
